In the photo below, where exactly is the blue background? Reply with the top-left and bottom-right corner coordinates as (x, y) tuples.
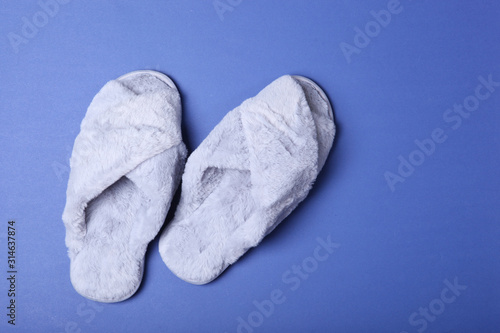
(1, 1), (499, 332)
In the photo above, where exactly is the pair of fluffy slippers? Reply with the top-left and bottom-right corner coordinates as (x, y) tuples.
(62, 70), (335, 303)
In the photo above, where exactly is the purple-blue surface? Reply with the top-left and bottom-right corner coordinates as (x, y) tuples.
(1, 1), (499, 332)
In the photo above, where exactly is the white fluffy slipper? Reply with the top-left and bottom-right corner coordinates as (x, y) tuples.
(62, 70), (187, 302)
(159, 75), (335, 284)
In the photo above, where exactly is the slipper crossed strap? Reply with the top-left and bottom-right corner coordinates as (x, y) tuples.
(159, 75), (335, 284)
(62, 71), (187, 302)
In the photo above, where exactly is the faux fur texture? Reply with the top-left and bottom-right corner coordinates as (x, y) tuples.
(159, 75), (335, 285)
(62, 71), (187, 302)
